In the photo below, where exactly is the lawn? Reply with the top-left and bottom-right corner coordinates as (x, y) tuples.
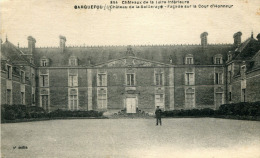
(1, 118), (260, 158)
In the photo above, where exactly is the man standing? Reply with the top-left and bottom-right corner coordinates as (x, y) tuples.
(155, 106), (162, 126)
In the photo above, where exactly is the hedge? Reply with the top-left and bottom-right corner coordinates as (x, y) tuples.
(161, 102), (260, 119)
(1, 104), (104, 122)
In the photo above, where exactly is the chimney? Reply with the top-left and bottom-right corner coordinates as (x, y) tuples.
(59, 35), (66, 52)
(256, 33), (260, 42)
(233, 32), (242, 47)
(27, 36), (36, 54)
(200, 32), (208, 46)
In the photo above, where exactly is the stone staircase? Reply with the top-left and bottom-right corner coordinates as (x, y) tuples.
(104, 109), (154, 119)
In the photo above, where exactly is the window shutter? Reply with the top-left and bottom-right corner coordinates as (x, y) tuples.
(190, 73), (194, 85)
(103, 74), (107, 86)
(219, 73), (223, 84)
(185, 73), (188, 85)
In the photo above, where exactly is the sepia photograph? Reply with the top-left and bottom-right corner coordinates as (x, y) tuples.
(1, 0), (260, 157)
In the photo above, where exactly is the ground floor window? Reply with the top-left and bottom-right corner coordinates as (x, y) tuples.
(215, 93), (223, 108)
(41, 95), (49, 111)
(21, 92), (25, 105)
(6, 89), (12, 105)
(97, 89), (107, 109)
(241, 89), (246, 102)
(155, 94), (164, 108)
(185, 88), (195, 109)
(69, 95), (78, 110)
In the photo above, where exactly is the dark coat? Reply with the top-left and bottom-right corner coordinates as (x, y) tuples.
(155, 108), (162, 118)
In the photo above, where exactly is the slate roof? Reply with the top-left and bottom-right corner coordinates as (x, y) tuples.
(233, 37), (260, 60)
(19, 44), (234, 67)
(1, 40), (30, 65)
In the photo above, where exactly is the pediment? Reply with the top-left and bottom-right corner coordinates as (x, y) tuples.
(95, 57), (168, 68)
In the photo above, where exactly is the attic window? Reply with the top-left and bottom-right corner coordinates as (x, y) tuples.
(228, 54), (232, 61)
(41, 59), (47, 67)
(69, 56), (78, 66)
(185, 54), (194, 65)
(214, 54), (223, 64)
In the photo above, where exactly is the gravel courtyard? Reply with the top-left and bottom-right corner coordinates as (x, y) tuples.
(1, 118), (260, 158)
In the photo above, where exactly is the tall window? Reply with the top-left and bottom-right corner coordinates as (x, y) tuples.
(229, 92), (232, 101)
(185, 73), (194, 85)
(228, 71), (232, 84)
(40, 75), (49, 87)
(41, 59), (47, 67)
(155, 94), (164, 108)
(97, 74), (107, 86)
(186, 57), (194, 65)
(97, 89), (107, 109)
(21, 92), (25, 104)
(32, 73), (35, 86)
(127, 74), (135, 86)
(69, 75), (78, 87)
(241, 89), (246, 102)
(215, 73), (222, 84)
(6, 89), (11, 105)
(155, 73), (163, 86)
(21, 71), (25, 83)
(185, 88), (195, 109)
(7, 65), (12, 79)
(41, 95), (49, 111)
(69, 95), (78, 110)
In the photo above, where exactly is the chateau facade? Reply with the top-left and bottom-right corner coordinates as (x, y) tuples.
(1, 32), (260, 113)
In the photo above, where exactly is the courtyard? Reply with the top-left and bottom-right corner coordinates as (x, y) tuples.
(1, 118), (260, 158)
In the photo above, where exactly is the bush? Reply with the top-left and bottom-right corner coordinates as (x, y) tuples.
(48, 109), (103, 118)
(4, 109), (16, 120)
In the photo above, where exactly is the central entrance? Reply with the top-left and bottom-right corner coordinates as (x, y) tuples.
(126, 97), (136, 113)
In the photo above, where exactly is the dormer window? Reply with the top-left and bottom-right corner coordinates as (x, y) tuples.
(40, 57), (49, 67)
(69, 56), (78, 66)
(214, 54), (223, 64)
(41, 59), (47, 66)
(185, 54), (194, 65)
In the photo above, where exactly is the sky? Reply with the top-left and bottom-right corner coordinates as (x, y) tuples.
(1, 0), (260, 47)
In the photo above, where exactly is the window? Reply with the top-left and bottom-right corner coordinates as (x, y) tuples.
(40, 75), (49, 87)
(215, 93), (223, 108)
(241, 66), (246, 80)
(185, 88), (195, 109)
(21, 71), (25, 83)
(21, 92), (25, 104)
(97, 74), (107, 86)
(69, 56), (78, 66)
(215, 73), (222, 84)
(155, 73), (163, 86)
(126, 74), (135, 86)
(7, 65), (12, 79)
(69, 75), (78, 87)
(41, 59), (47, 67)
(242, 89), (246, 102)
(155, 94), (164, 108)
(32, 94), (35, 104)
(41, 95), (49, 111)
(185, 73), (194, 85)
(186, 57), (193, 64)
(69, 95), (78, 110)
(97, 89), (107, 109)
(229, 92), (232, 101)
(228, 71), (232, 84)
(32, 73), (35, 86)
(215, 58), (222, 64)
(228, 54), (232, 61)
(6, 89), (12, 105)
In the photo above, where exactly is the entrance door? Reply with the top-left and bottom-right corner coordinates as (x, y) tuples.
(126, 98), (136, 113)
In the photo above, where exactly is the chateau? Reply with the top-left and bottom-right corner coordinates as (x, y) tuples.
(1, 32), (260, 113)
